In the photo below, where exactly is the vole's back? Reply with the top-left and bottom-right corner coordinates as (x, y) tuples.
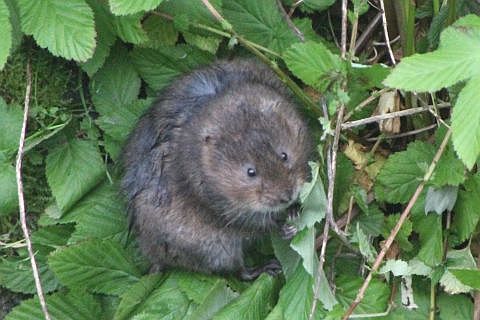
(122, 59), (311, 276)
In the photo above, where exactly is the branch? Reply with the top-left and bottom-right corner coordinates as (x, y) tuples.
(379, 0), (396, 65)
(16, 62), (51, 320)
(342, 128), (453, 319)
(341, 0), (348, 58)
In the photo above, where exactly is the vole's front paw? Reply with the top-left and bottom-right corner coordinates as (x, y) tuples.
(240, 259), (282, 281)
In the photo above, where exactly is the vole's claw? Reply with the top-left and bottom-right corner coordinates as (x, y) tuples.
(240, 259), (282, 281)
(281, 223), (297, 240)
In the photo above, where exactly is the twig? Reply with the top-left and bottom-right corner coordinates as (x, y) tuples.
(341, 104), (450, 130)
(341, 0), (348, 58)
(365, 123), (438, 141)
(343, 88), (389, 122)
(342, 128), (453, 319)
(354, 13), (382, 54)
(288, 0), (304, 16)
(16, 62), (51, 320)
(379, 0), (396, 65)
(200, 0), (228, 28)
(277, 0), (305, 41)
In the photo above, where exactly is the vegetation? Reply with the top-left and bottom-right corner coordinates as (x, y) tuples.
(0, 0), (479, 319)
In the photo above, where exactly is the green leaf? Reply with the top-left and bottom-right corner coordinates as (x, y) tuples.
(183, 32), (222, 54)
(356, 205), (384, 237)
(5, 291), (101, 320)
(115, 274), (166, 320)
(290, 227), (316, 276)
(0, 256), (59, 294)
(48, 239), (142, 296)
(91, 44), (140, 112)
(142, 15), (178, 49)
(0, 0), (12, 69)
(0, 97), (22, 153)
(438, 293), (473, 320)
(449, 269), (480, 290)
(159, 0), (222, 27)
(414, 214), (443, 267)
(271, 234), (301, 280)
(113, 13), (148, 44)
(298, 162), (327, 229)
(0, 162), (17, 215)
(440, 248), (476, 294)
(303, 0), (336, 11)
(17, 0), (96, 62)
(272, 265), (313, 320)
(131, 45), (213, 91)
(431, 143), (465, 186)
(384, 14), (480, 92)
(353, 223), (376, 263)
(109, 0), (163, 15)
(424, 186), (458, 215)
(375, 141), (434, 203)
(223, 0), (298, 53)
(451, 76), (480, 169)
(452, 174), (480, 244)
(336, 275), (390, 314)
(283, 41), (343, 92)
(80, 0), (117, 76)
(117, 272), (190, 319)
(213, 274), (278, 320)
(31, 224), (75, 247)
(59, 183), (129, 244)
(382, 214), (413, 252)
(379, 259), (410, 277)
(45, 138), (105, 213)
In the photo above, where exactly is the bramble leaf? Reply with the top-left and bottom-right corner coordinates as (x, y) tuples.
(48, 239), (142, 296)
(109, 0), (163, 15)
(384, 14), (480, 92)
(17, 0), (96, 61)
(0, 162), (17, 215)
(451, 174), (480, 244)
(45, 138), (105, 213)
(0, 0), (12, 69)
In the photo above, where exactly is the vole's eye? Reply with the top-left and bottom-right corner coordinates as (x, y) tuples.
(281, 152), (288, 161)
(247, 168), (256, 177)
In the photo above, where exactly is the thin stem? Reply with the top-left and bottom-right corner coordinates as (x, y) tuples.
(343, 88), (389, 122)
(341, 0), (348, 58)
(16, 62), (51, 320)
(379, 0), (396, 65)
(429, 281), (436, 320)
(342, 128), (452, 319)
(433, 0), (440, 16)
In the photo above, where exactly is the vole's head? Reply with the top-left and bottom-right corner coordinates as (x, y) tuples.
(193, 85), (312, 231)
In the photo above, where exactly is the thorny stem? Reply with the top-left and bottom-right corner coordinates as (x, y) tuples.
(342, 128), (453, 319)
(17, 62), (51, 320)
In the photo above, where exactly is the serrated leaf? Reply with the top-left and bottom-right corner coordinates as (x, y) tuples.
(451, 174), (480, 244)
(131, 45), (213, 91)
(356, 205), (384, 237)
(271, 234), (301, 280)
(223, 0), (298, 53)
(354, 223), (376, 263)
(48, 239), (142, 296)
(17, 0), (96, 62)
(91, 44), (140, 112)
(31, 224), (75, 247)
(382, 214), (413, 252)
(46, 138), (105, 213)
(109, 0), (163, 15)
(0, 97), (22, 153)
(384, 14), (480, 92)
(290, 227), (316, 276)
(431, 144), (465, 186)
(0, 0), (12, 69)
(336, 275), (389, 314)
(451, 76), (480, 169)
(438, 293), (473, 320)
(283, 41), (343, 92)
(59, 183), (129, 244)
(114, 13), (148, 44)
(379, 259), (410, 277)
(0, 162), (17, 215)
(272, 265), (313, 320)
(449, 269), (480, 290)
(142, 15), (178, 49)
(375, 141), (434, 203)
(183, 32), (222, 54)
(440, 270), (473, 294)
(0, 257), (59, 294)
(115, 274), (166, 320)
(298, 162), (326, 229)
(159, 0), (222, 27)
(5, 291), (101, 320)
(414, 214), (443, 267)
(213, 274), (278, 320)
(81, 0), (117, 76)
(117, 272), (190, 318)
(425, 186), (458, 215)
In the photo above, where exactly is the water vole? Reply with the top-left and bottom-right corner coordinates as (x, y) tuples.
(121, 59), (312, 279)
